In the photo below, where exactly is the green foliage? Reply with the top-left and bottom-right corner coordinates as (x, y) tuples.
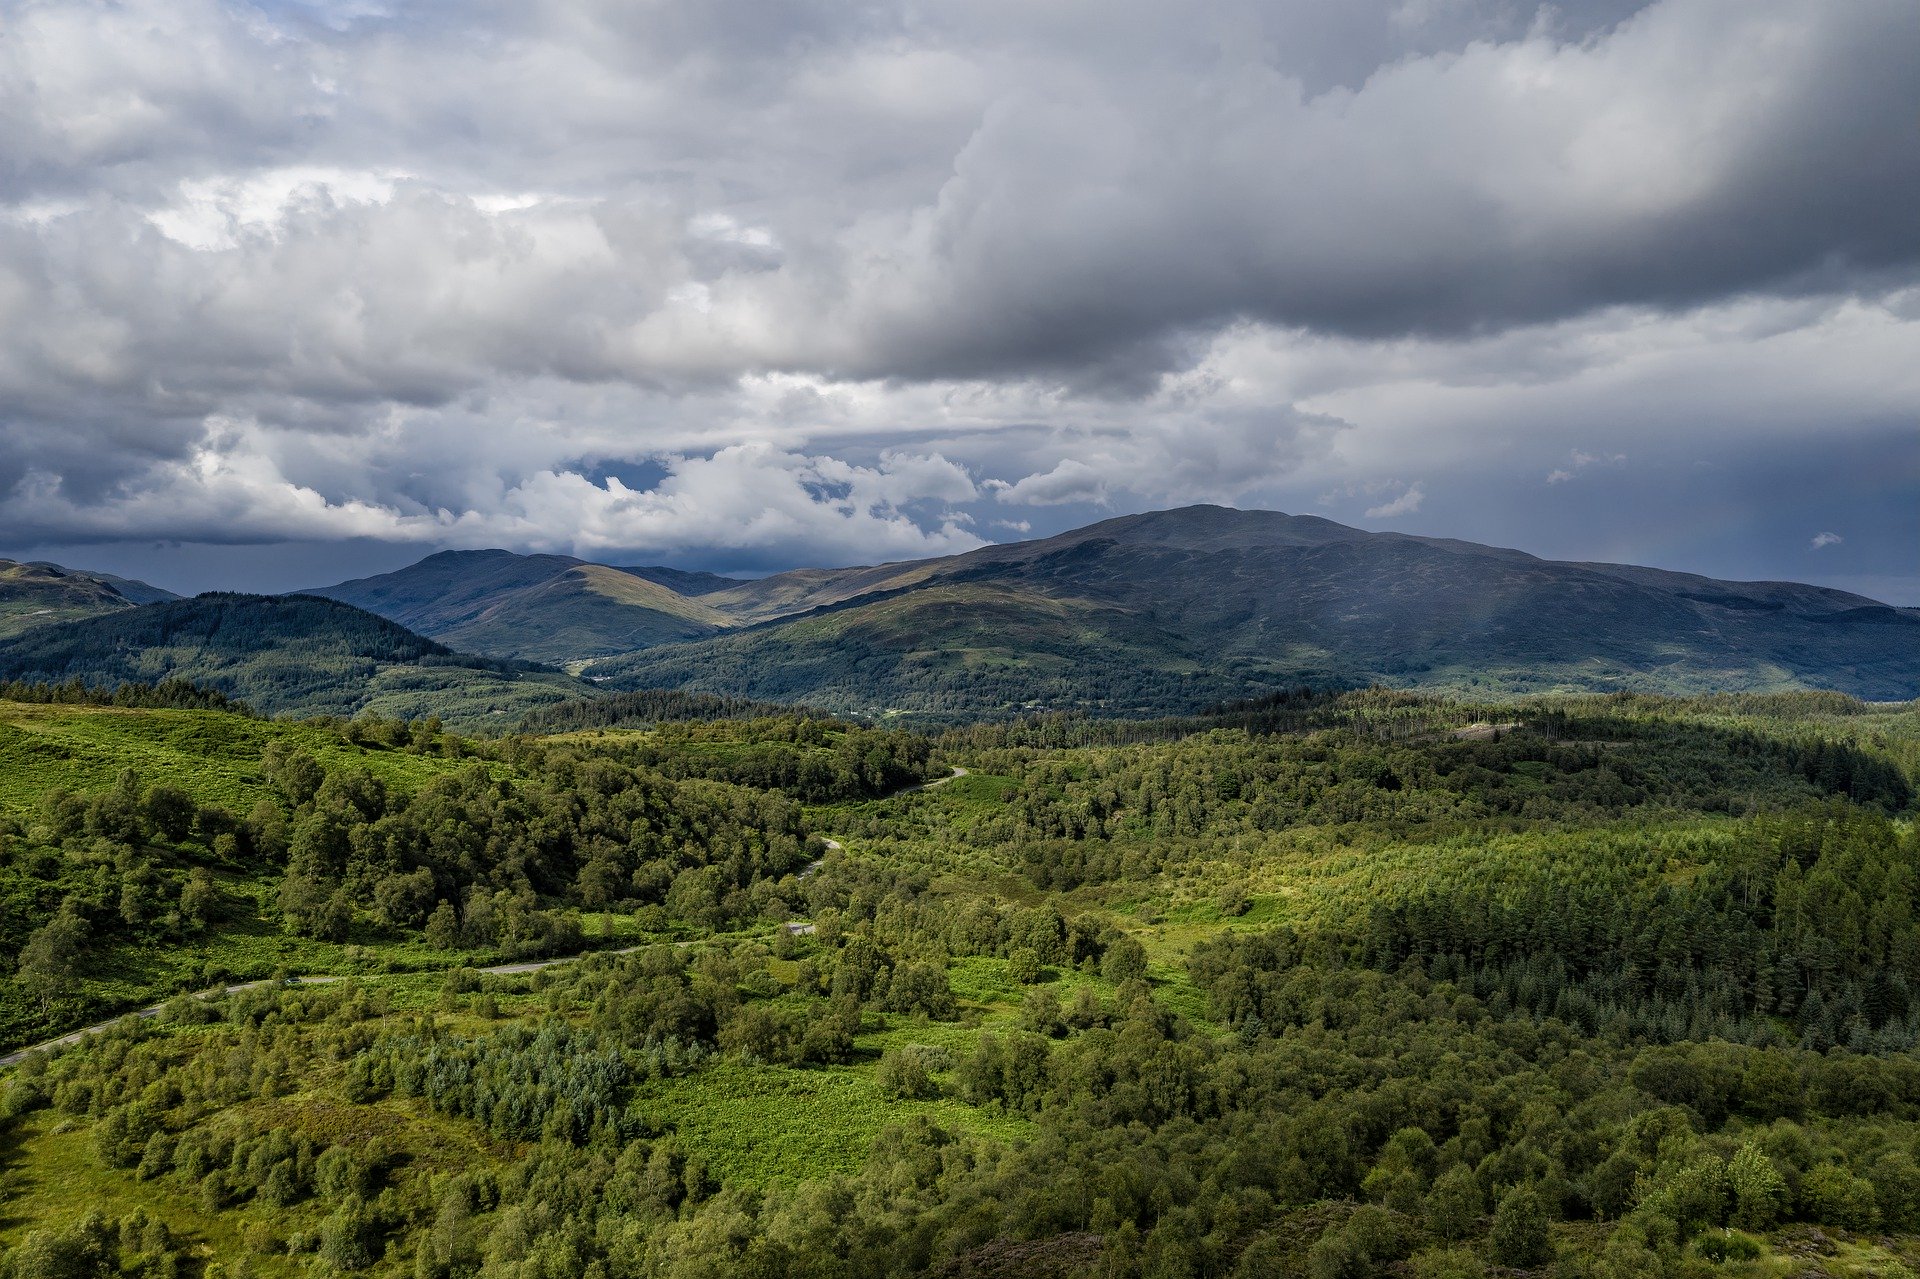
(528, 714), (934, 802)
(521, 688), (818, 732)
(1490, 1184), (1554, 1267)
(0, 677), (250, 714)
(1728, 1141), (1789, 1230)
(0, 705), (817, 1050)
(5, 690), (1920, 1279)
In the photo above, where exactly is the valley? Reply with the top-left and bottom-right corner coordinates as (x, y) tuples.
(2, 685), (1917, 1277)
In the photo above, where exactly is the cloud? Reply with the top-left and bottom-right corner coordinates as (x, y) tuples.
(0, 0), (1913, 589)
(994, 459), (1108, 506)
(0, 429), (985, 569)
(1365, 483), (1425, 518)
(1545, 449), (1627, 483)
(1812, 531), (1844, 549)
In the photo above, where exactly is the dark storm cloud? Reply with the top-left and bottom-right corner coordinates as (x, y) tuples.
(804, 0), (1920, 380)
(0, 0), (1913, 588)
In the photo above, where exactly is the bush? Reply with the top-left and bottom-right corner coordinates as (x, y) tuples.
(876, 1045), (945, 1100)
(1694, 1231), (1761, 1263)
(1409, 1246), (1488, 1279)
(1800, 1164), (1879, 1231)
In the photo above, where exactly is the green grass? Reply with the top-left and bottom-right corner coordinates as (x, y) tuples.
(0, 1113), (270, 1270)
(634, 1049), (1031, 1190)
(0, 702), (474, 817)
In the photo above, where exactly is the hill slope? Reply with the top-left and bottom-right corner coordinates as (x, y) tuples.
(307, 550), (736, 662)
(0, 560), (179, 638)
(583, 505), (1920, 717)
(0, 594), (593, 727)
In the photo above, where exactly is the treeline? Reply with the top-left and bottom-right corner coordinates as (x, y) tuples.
(939, 689), (1917, 798)
(1298, 805), (1920, 1051)
(909, 721), (1901, 892)
(514, 717), (933, 803)
(250, 739), (812, 944)
(588, 625), (1272, 721)
(0, 676), (252, 714)
(0, 593), (457, 672)
(521, 688), (824, 733)
(0, 594), (565, 723)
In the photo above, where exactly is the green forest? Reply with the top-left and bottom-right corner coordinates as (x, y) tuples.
(3, 686), (1919, 1278)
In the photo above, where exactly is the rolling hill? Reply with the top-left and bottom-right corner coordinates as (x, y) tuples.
(0, 593), (594, 727)
(307, 549), (738, 663)
(0, 559), (179, 639)
(579, 505), (1920, 717)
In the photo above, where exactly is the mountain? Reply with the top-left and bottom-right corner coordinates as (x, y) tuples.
(306, 550), (738, 663)
(0, 593), (593, 727)
(579, 505), (1920, 717)
(613, 565), (744, 597)
(0, 559), (180, 639)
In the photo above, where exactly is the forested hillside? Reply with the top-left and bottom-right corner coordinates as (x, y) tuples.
(3, 689), (1919, 1277)
(0, 595), (594, 729)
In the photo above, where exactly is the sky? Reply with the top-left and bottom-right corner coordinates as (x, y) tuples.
(0, 0), (1916, 600)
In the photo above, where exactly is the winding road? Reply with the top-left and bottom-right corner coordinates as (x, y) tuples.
(0, 766), (975, 1070)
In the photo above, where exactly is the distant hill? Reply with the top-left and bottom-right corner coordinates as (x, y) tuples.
(613, 565), (744, 597)
(0, 559), (180, 638)
(580, 505), (1920, 718)
(0, 593), (594, 728)
(306, 550), (737, 663)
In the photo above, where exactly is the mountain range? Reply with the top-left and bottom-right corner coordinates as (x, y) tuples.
(578, 506), (1920, 715)
(2, 506), (1914, 721)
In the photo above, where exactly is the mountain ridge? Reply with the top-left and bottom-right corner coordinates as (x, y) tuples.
(304, 550), (744, 663)
(0, 559), (182, 638)
(574, 505), (1919, 715)
(0, 592), (593, 727)
(9, 507), (1911, 721)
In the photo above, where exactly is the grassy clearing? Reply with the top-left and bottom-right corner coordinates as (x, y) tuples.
(0, 703), (473, 817)
(634, 1053), (1031, 1190)
(0, 1113), (271, 1271)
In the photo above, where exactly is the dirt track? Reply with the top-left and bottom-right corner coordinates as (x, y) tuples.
(0, 766), (973, 1069)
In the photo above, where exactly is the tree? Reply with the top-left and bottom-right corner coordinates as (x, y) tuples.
(318, 1196), (379, 1272)
(1102, 934), (1149, 984)
(1801, 1164), (1879, 1231)
(1489, 1185), (1552, 1268)
(179, 868), (218, 930)
(876, 1046), (939, 1100)
(139, 784), (197, 843)
(16, 903), (87, 1010)
(425, 902), (461, 950)
(1728, 1142), (1789, 1230)
(1425, 1165), (1483, 1241)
